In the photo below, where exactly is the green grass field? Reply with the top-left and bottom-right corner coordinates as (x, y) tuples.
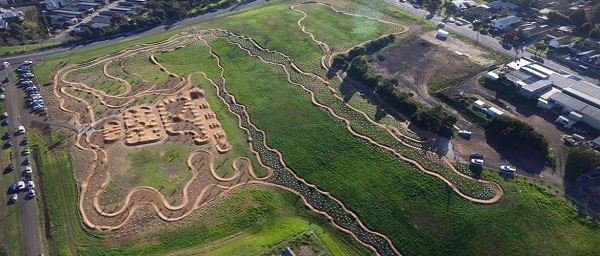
(205, 32), (600, 255)
(122, 53), (169, 83)
(299, 4), (390, 49)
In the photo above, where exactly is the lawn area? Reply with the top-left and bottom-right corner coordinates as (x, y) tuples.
(299, 4), (390, 50)
(209, 34), (600, 255)
(202, 3), (323, 73)
(80, 187), (371, 256)
(0, 42), (60, 56)
(122, 53), (169, 83)
(126, 144), (193, 192)
(155, 44), (222, 80)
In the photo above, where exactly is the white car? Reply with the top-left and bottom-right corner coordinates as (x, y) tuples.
(17, 125), (25, 134)
(1, 62), (9, 69)
(23, 167), (32, 177)
(22, 61), (33, 66)
(28, 189), (36, 198)
(10, 194), (17, 202)
(448, 17), (456, 22)
(17, 181), (25, 190)
(500, 165), (517, 173)
(27, 180), (35, 190)
(470, 158), (484, 166)
(0, 95), (4, 101)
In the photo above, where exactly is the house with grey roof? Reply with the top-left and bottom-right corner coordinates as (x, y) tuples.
(492, 15), (521, 30)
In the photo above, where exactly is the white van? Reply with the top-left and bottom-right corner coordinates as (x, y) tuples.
(17, 126), (25, 134)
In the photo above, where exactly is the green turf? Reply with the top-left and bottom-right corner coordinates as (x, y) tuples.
(202, 4), (323, 73)
(0, 42), (60, 56)
(155, 44), (222, 80)
(126, 144), (193, 193)
(79, 187), (371, 256)
(122, 53), (169, 83)
(300, 4), (390, 49)
(207, 35), (600, 256)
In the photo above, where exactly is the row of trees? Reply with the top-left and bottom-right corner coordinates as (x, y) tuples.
(547, 2), (600, 39)
(485, 115), (549, 158)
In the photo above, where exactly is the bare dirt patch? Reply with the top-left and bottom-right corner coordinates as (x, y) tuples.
(370, 36), (481, 108)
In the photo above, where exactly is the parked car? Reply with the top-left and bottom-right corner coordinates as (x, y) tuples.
(0, 87), (4, 93)
(470, 153), (484, 159)
(27, 189), (36, 199)
(455, 21), (463, 26)
(22, 61), (33, 66)
(22, 148), (30, 156)
(500, 166), (517, 173)
(458, 130), (472, 138)
(16, 66), (30, 72)
(10, 194), (17, 202)
(22, 167), (32, 178)
(1, 118), (8, 126)
(17, 126), (25, 134)
(413, 3), (420, 8)
(470, 158), (484, 166)
(21, 73), (34, 79)
(3, 132), (10, 140)
(21, 138), (28, 145)
(4, 141), (12, 148)
(7, 163), (14, 171)
(9, 184), (17, 193)
(26, 180), (35, 190)
(23, 157), (30, 166)
(32, 105), (43, 111)
(0, 112), (7, 118)
(437, 22), (445, 28)
(0, 95), (5, 101)
(17, 180), (25, 190)
(1, 62), (9, 69)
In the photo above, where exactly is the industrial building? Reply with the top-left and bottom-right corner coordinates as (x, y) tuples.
(497, 57), (600, 130)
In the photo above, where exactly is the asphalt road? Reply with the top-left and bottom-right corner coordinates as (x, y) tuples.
(1, 66), (43, 256)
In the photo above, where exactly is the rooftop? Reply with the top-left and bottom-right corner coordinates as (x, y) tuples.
(563, 80), (600, 108)
(494, 15), (521, 26)
(522, 80), (552, 93)
(549, 92), (600, 121)
(548, 73), (576, 89)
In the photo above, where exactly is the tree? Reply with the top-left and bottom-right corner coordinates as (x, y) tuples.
(547, 11), (569, 24)
(590, 27), (600, 39)
(566, 145), (600, 180)
(569, 9), (587, 26)
(534, 41), (547, 56)
(581, 22), (594, 34)
(587, 3), (600, 24)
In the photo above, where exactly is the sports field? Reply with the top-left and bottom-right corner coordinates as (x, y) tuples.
(27, 0), (600, 255)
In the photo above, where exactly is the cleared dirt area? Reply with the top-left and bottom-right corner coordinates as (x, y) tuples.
(370, 34), (483, 109)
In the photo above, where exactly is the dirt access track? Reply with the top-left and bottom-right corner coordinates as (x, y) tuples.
(46, 1), (506, 255)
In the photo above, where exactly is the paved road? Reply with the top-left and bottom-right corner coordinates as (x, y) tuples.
(382, 0), (596, 83)
(1, 67), (43, 256)
(2, 0), (267, 64)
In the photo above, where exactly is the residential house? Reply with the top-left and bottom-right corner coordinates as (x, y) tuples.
(45, 0), (74, 10)
(520, 23), (552, 39)
(548, 36), (572, 48)
(488, 1), (519, 10)
(593, 136), (600, 149)
(568, 43), (594, 55)
(449, 0), (478, 11)
(463, 5), (493, 20)
(492, 15), (521, 30)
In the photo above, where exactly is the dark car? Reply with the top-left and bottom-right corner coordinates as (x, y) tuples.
(21, 138), (28, 146)
(470, 153), (484, 159)
(7, 163), (13, 171)
(2, 132), (9, 140)
(1, 119), (8, 126)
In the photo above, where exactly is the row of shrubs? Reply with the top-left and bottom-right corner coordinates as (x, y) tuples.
(339, 37), (456, 138)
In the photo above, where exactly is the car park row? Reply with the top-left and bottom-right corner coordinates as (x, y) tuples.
(1, 61), (38, 203)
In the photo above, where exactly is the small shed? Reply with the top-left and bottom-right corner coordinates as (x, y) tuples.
(486, 107), (504, 116)
(436, 29), (449, 40)
(484, 72), (499, 81)
(473, 100), (486, 110)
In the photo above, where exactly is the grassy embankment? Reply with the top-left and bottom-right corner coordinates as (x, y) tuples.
(206, 30), (600, 255)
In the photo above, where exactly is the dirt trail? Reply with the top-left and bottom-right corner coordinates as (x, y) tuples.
(47, 5), (506, 256)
